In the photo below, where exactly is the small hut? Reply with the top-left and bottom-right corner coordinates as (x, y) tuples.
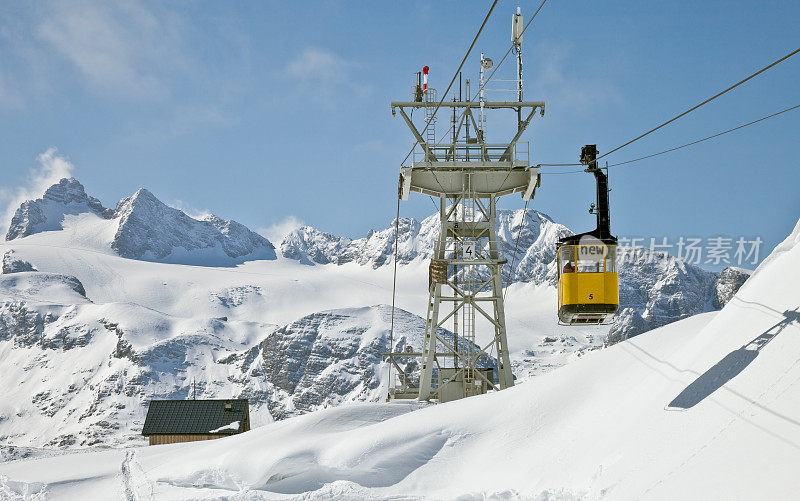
(142, 399), (250, 445)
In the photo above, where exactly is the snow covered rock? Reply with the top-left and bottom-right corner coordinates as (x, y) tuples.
(2, 250), (36, 274)
(281, 208), (568, 273)
(303, 217), (434, 268)
(0, 298), (271, 448)
(0, 298), (473, 448)
(0, 272), (87, 303)
(5, 178), (277, 265)
(714, 267), (753, 308)
(608, 247), (719, 343)
(112, 188), (276, 263)
(234, 305), (492, 420)
(5, 178), (113, 240)
(495, 209), (573, 284)
(256, 306), (413, 419)
(280, 226), (352, 265)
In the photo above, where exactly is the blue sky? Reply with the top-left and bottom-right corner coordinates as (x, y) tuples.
(1, 1), (798, 270)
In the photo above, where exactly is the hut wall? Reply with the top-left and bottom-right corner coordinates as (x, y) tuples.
(148, 434), (227, 445)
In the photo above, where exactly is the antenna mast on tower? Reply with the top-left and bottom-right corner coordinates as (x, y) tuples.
(512, 6), (524, 130)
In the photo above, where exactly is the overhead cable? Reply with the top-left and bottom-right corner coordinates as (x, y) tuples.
(537, 102), (800, 173)
(597, 47), (800, 160)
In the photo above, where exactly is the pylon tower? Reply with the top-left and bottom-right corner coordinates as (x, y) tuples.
(387, 66), (545, 402)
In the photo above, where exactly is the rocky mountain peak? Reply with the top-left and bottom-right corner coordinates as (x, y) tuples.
(714, 267), (753, 308)
(6, 177), (112, 240)
(111, 187), (276, 263)
(6, 178), (276, 265)
(2, 249), (37, 274)
(41, 178), (108, 211)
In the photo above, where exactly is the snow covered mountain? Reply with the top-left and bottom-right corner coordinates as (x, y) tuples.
(2, 218), (798, 499)
(282, 209), (751, 340)
(0, 178), (751, 454)
(247, 305), (489, 421)
(281, 209), (569, 280)
(5, 178), (112, 240)
(5, 178), (276, 265)
(281, 217), (439, 268)
(0, 287), (448, 449)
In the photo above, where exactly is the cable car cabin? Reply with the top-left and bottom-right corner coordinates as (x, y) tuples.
(556, 144), (619, 325)
(557, 238), (618, 324)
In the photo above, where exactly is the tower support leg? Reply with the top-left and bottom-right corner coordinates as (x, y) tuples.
(415, 193), (514, 401)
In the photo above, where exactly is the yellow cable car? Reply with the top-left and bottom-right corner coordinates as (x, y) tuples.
(557, 145), (619, 325)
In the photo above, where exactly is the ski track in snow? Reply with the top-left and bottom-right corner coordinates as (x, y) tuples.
(121, 449), (136, 501)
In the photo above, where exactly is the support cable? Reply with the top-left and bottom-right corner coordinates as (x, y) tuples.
(607, 103), (800, 167)
(504, 199), (529, 301)
(388, 193), (401, 393)
(537, 102), (800, 174)
(597, 47), (800, 161)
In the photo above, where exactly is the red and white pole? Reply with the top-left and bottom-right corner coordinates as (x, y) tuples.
(422, 66), (429, 94)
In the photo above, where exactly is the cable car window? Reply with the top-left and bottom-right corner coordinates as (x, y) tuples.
(605, 246), (617, 273)
(577, 245), (604, 273)
(559, 246), (576, 274)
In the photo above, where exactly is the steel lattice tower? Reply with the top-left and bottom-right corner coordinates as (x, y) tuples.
(387, 89), (545, 401)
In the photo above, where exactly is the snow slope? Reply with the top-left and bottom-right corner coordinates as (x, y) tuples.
(2, 217), (797, 499)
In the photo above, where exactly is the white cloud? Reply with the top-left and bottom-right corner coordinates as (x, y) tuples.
(286, 48), (368, 105)
(0, 0), (251, 142)
(34, 0), (187, 98)
(287, 48), (352, 83)
(258, 215), (305, 245)
(528, 42), (622, 112)
(168, 199), (213, 221)
(0, 148), (75, 237)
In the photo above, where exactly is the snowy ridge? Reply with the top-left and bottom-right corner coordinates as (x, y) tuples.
(2, 250), (36, 274)
(6, 178), (276, 265)
(282, 216), (437, 268)
(281, 208), (570, 280)
(283, 208), (751, 340)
